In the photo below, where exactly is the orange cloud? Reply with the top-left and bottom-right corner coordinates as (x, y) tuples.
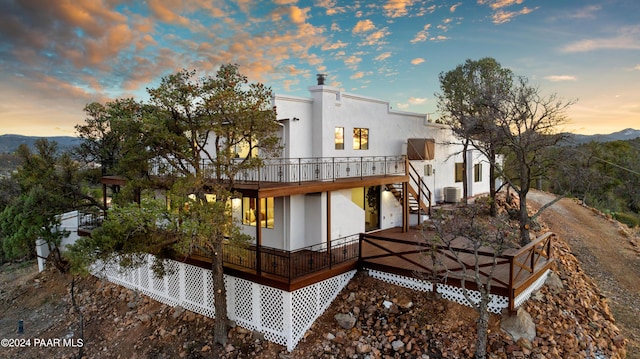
(411, 58), (425, 65)
(383, 0), (415, 18)
(353, 19), (375, 33)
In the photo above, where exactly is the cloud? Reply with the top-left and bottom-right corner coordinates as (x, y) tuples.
(375, 52), (392, 61)
(288, 6), (310, 25)
(315, 0), (347, 15)
(321, 40), (348, 51)
(450, 3), (462, 12)
(411, 58), (425, 65)
(632, 64), (640, 71)
(396, 103), (409, 109)
(383, 0), (415, 18)
(344, 55), (362, 70)
(568, 5), (601, 19)
(491, 6), (537, 24)
(477, 0), (524, 10)
(410, 24), (431, 43)
(409, 97), (427, 104)
(545, 75), (577, 82)
(353, 19), (375, 33)
(361, 29), (390, 46)
(561, 26), (640, 52)
(350, 72), (365, 79)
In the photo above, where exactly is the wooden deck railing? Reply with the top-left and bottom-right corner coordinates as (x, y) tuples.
(359, 231), (555, 312)
(197, 236), (360, 283)
(149, 156), (407, 185)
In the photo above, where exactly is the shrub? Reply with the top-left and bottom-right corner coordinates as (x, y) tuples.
(613, 212), (640, 228)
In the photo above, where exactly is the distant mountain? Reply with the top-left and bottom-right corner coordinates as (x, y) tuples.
(563, 128), (640, 145)
(0, 134), (81, 154)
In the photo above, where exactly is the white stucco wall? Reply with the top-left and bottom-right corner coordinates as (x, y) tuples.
(330, 190), (365, 239)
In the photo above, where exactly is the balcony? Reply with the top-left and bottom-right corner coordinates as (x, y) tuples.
(149, 156), (407, 186)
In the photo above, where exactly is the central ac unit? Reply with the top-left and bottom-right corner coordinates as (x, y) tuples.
(444, 187), (461, 203)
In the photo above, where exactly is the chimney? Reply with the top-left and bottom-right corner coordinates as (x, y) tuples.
(316, 74), (326, 86)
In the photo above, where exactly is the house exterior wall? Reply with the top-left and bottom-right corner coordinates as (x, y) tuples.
(229, 85), (494, 251)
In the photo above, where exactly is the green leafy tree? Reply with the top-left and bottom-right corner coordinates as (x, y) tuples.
(437, 58), (513, 212)
(71, 64), (281, 346)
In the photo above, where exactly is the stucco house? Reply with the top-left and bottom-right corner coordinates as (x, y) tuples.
(59, 76), (552, 351)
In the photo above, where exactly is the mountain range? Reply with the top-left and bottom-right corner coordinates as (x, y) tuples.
(0, 128), (639, 154)
(563, 128), (640, 145)
(0, 134), (81, 154)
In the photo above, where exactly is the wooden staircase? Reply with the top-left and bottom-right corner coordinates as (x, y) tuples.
(387, 162), (432, 216)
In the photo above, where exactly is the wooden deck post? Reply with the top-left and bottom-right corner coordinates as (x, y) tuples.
(256, 196), (262, 276)
(327, 191), (332, 269)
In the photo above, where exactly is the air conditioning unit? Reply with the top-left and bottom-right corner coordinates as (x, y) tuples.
(424, 164), (433, 176)
(444, 187), (461, 203)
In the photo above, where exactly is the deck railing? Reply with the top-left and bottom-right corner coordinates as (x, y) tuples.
(359, 231), (554, 312)
(218, 235), (360, 282)
(78, 211), (104, 232)
(150, 156), (407, 184)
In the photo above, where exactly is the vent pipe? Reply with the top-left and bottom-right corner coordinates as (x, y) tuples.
(316, 74), (326, 85)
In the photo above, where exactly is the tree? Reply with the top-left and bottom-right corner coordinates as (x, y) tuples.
(0, 139), (100, 270)
(70, 64), (281, 346)
(428, 202), (516, 359)
(437, 58), (513, 211)
(496, 77), (573, 244)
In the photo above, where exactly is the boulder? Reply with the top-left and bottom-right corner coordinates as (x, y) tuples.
(501, 307), (536, 342)
(334, 313), (356, 330)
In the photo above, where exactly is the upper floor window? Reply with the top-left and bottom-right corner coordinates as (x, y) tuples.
(242, 197), (274, 228)
(474, 163), (482, 182)
(233, 139), (258, 159)
(335, 127), (344, 150)
(353, 128), (369, 150)
(455, 162), (464, 183)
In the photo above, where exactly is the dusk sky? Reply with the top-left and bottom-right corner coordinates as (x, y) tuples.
(1, 0), (639, 137)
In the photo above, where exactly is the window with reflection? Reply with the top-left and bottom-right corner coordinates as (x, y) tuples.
(335, 127), (344, 150)
(353, 128), (369, 150)
(242, 197), (274, 228)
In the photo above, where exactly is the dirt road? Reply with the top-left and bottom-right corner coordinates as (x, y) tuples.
(527, 190), (640, 358)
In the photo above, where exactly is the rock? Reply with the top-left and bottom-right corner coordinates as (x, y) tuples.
(325, 332), (335, 340)
(383, 300), (393, 309)
(334, 313), (356, 330)
(501, 307), (536, 342)
(356, 342), (372, 354)
(392, 340), (405, 351)
(545, 271), (564, 294)
(201, 345), (211, 352)
(172, 305), (185, 319)
(397, 296), (413, 309)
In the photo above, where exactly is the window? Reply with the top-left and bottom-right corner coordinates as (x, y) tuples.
(474, 163), (482, 182)
(335, 127), (344, 150)
(353, 128), (369, 150)
(455, 162), (464, 183)
(233, 139), (258, 159)
(242, 197), (274, 228)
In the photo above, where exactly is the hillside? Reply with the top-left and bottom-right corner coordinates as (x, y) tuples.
(563, 128), (640, 145)
(0, 134), (81, 154)
(0, 190), (636, 358)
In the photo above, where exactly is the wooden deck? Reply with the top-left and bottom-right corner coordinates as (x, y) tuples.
(359, 227), (555, 312)
(181, 227), (554, 312)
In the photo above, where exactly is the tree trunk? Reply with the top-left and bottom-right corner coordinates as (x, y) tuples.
(519, 192), (531, 245)
(475, 297), (489, 359)
(489, 145), (497, 217)
(462, 140), (469, 203)
(212, 238), (228, 346)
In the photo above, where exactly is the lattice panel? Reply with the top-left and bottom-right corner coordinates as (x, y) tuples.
(366, 269), (433, 292)
(290, 270), (356, 351)
(232, 277), (254, 324)
(514, 269), (550, 309)
(184, 264), (204, 305)
(436, 283), (508, 314)
(260, 286), (285, 332)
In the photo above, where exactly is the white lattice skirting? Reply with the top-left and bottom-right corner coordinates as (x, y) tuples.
(93, 255), (355, 351)
(366, 268), (549, 314)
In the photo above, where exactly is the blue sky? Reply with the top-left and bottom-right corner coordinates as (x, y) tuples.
(1, 0), (638, 137)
